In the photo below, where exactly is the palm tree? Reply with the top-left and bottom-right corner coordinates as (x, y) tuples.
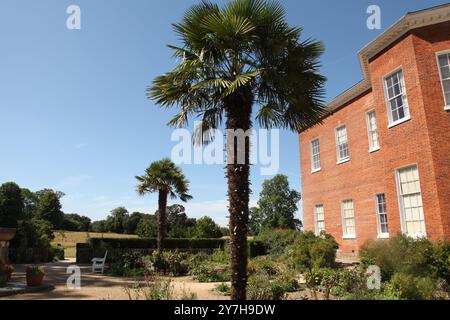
(148, 0), (327, 300)
(135, 158), (192, 253)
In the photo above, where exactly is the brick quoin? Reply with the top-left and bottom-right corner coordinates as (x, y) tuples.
(299, 6), (450, 255)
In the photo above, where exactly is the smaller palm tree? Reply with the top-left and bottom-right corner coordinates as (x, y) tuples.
(136, 158), (192, 252)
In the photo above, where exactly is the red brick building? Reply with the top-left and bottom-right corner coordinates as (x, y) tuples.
(299, 4), (450, 254)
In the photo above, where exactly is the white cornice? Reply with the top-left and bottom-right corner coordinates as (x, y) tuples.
(325, 3), (450, 114)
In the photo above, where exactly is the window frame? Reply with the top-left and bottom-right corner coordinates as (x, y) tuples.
(341, 199), (356, 239)
(435, 50), (450, 111)
(365, 109), (380, 153)
(310, 138), (321, 173)
(314, 205), (325, 236)
(335, 125), (350, 164)
(375, 193), (389, 239)
(395, 164), (427, 238)
(383, 67), (411, 128)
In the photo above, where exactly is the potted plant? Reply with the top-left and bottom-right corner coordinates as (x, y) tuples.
(0, 264), (14, 285)
(26, 266), (45, 286)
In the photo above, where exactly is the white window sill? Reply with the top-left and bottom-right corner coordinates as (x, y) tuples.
(311, 168), (321, 174)
(404, 232), (427, 239)
(388, 116), (411, 129)
(369, 147), (380, 153)
(342, 236), (356, 240)
(377, 234), (390, 239)
(445, 106), (450, 111)
(337, 158), (350, 165)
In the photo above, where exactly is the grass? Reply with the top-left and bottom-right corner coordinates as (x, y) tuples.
(52, 231), (139, 258)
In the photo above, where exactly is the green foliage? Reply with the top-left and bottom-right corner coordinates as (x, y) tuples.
(215, 283), (231, 295)
(287, 232), (338, 271)
(429, 240), (450, 284)
(89, 237), (226, 250)
(150, 251), (190, 276)
(250, 175), (301, 235)
(49, 246), (65, 261)
(61, 213), (91, 232)
(256, 229), (302, 256)
(193, 216), (223, 239)
(247, 272), (286, 300)
(141, 276), (173, 300)
(11, 218), (54, 249)
(248, 256), (279, 276)
(105, 207), (130, 234)
(136, 217), (158, 238)
(0, 182), (24, 228)
(26, 265), (45, 276)
(360, 234), (440, 281)
(257, 230), (338, 271)
(248, 240), (266, 258)
(305, 268), (341, 300)
(274, 270), (300, 293)
(35, 190), (64, 229)
(384, 273), (439, 300)
(190, 263), (230, 283)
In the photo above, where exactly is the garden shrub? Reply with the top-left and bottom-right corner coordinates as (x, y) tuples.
(360, 234), (437, 281)
(190, 262), (230, 283)
(247, 271), (286, 300)
(49, 246), (65, 261)
(209, 247), (230, 264)
(430, 240), (450, 284)
(248, 240), (266, 258)
(162, 251), (189, 276)
(256, 229), (302, 256)
(384, 273), (439, 300)
(215, 283), (231, 295)
(275, 270), (300, 293)
(248, 256), (279, 276)
(304, 268), (341, 300)
(89, 238), (225, 250)
(285, 232), (338, 271)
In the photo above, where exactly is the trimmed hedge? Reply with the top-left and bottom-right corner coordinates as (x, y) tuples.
(89, 238), (226, 250)
(76, 238), (267, 263)
(76, 238), (226, 263)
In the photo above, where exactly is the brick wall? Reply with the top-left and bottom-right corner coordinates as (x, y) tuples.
(299, 22), (450, 253)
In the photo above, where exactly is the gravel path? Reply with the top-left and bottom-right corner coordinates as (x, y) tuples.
(1, 259), (228, 300)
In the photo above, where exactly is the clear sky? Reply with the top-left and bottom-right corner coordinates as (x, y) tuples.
(0, 0), (446, 226)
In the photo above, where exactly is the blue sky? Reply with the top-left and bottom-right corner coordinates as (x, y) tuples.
(0, 0), (446, 226)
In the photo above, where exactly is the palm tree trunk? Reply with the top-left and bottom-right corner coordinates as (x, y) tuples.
(226, 89), (253, 300)
(157, 190), (168, 253)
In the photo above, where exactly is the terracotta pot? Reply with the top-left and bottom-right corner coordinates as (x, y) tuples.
(26, 274), (44, 287)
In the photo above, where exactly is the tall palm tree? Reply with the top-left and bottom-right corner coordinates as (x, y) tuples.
(148, 0), (327, 300)
(136, 158), (192, 253)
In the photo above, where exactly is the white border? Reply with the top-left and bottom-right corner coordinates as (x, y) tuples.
(365, 109), (381, 153)
(383, 66), (411, 128)
(435, 49), (450, 111)
(335, 124), (350, 164)
(394, 164), (427, 238)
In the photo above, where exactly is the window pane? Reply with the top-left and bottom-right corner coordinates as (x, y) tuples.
(443, 79), (450, 92)
(336, 126), (349, 161)
(315, 205), (325, 234)
(342, 200), (355, 237)
(398, 166), (425, 236)
(385, 70), (408, 123)
(438, 54), (449, 68)
(376, 194), (389, 235)
(311, 139), (321, 171)
(441, 66), (450, 79)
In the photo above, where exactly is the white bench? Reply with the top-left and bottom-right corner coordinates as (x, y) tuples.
(91, 251), (108, 273)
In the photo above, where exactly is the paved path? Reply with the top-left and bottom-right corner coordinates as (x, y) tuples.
(2, 259), (226, 300)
